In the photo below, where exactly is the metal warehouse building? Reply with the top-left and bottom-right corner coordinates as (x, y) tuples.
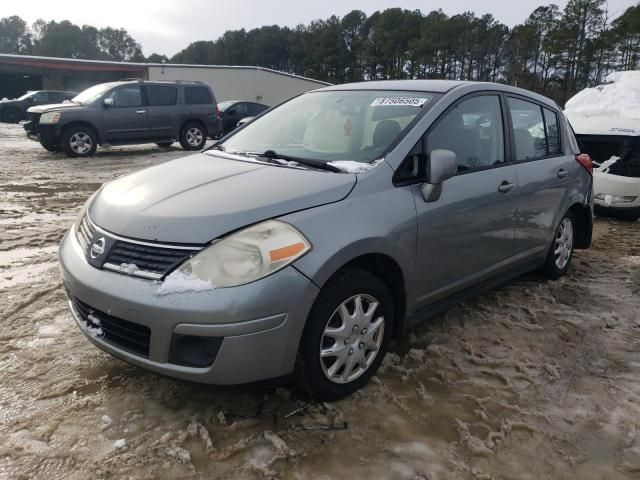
(0, 54), (329, 106)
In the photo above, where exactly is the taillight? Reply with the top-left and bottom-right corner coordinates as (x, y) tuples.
(215, 105), (221, 119)
(575, 153), (592, 175)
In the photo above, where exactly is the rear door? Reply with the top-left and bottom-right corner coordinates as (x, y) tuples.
(506, 96), (574, 254)
(144, 85), (178, 139)
(410, 93), (520, 308)
(102, 85), (148, 142)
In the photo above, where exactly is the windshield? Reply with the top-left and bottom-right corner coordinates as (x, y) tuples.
(217, 101), (236, 112)
(17, 91), (36, 100)
(72, 83), (114, 104)
(221, 90), (438, 163)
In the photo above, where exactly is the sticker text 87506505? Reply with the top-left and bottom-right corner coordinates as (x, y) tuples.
(370, 97), (428, 107)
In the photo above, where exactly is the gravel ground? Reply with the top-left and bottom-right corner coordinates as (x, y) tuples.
(1, 123), (640, 480)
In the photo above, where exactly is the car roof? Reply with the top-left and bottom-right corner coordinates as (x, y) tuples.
(313, 79), (560, 110)
(95, 79), (208, 89)
(316, 80), (468, 93)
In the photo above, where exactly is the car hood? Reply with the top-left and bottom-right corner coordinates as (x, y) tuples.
(27, 102), (82, 114)
(89, 152), (356, 244)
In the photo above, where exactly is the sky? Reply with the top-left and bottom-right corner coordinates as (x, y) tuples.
(4, 0), (638, 57)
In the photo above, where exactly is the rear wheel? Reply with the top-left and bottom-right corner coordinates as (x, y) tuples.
(179, 122), (207, 150)
(1, 109), (21, 123)
(62, 126), (97, 157)
(542, 212), (575, 280)
(297, 269), (394, 401)
(156, 141), (174, 148)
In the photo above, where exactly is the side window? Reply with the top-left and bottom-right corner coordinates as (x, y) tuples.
(146, 86), (177, 106)
(233, 103), (248, 115)
(395, 137), (424, 183)
(248, 103), (267, 116)
(185, 86), (213, 105)
(543, 108), (561, 155)
(427, 95), (504, 173)
(507, 97), (547, 161)
(32, 92), (49, 102)
(49, 92), (66, 103)
(107, 86), (142, 108)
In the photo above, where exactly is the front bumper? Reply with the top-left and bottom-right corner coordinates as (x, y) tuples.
(593, 171), (640, 212)
(59, 228), (320, 384)
(24, 122), (63, 144)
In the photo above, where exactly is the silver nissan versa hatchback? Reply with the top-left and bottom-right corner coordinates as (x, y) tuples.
(60, 80), (593, 400)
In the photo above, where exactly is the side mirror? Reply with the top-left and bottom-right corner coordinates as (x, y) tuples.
(421, 149), (457, 202)
(29, 97), (37, 103)
(103, 97), (115, 108)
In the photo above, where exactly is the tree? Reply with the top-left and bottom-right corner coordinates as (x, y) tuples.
(147, 53), (169, 63)
(97, 27), (144, 61)
(0, 16), (31, 54)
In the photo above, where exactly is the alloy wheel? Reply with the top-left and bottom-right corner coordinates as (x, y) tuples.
(69, 132), (93, 155)
(319, 294), (385, 384)
(186, 127), (204, 147)
(554, 217), (574, 270)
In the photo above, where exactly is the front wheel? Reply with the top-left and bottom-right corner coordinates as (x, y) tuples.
(62, 126), (97, 157)
(297, 269), (394, 401)
(542, 212), (575, 280)
(179, 122), (207, 150)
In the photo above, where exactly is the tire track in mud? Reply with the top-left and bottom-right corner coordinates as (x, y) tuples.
(1, 123), (640, 479)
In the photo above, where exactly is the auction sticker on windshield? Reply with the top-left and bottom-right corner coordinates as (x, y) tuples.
(371, 97), (428, 107)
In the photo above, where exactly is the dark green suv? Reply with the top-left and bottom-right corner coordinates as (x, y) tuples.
(24, 80), (222, 157)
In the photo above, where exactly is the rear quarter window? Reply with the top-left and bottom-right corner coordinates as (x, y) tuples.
(185, 86), (213, 105)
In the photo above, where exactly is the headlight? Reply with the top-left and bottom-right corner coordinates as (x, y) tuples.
(40, 112), (61, 124)
(169, 220), (311, 288)
(595, 193), (637, 205)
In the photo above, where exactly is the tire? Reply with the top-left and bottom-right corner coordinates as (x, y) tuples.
(156, 141), (174, 148)
(40, 140), (61, 152)
(61, 126), (97, 158)
(297, 268), (394, 401)
(542, 211), (575, 280)
(179, 122), (207, 150)
(1, 109), (21, 123)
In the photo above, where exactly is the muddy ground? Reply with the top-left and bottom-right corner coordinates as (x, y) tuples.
(1, 122), (639, 480)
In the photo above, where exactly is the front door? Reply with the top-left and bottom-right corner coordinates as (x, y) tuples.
(102, 85), (148, 142)
(224, 102), (248, 133)
(412, 93), (519, 308)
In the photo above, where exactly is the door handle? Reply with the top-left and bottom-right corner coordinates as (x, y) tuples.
(557, 169), (568, 178)
(498, 181), (514, 193)
(135, 110), (146, 115)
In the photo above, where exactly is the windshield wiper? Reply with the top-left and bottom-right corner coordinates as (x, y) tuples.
(258, 150), (341, 173)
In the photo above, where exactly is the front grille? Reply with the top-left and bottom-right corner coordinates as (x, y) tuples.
(104, 241), (195, 279)
(70, 295), (151, 357)
(76, 214), (95, 250)
(77, 213), (200, 280)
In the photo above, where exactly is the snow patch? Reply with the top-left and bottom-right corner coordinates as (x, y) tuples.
(155, 270), (215, 296)
(86, 324), (104, 338)
(565, 71), (640, 121)
(113, 438), (127, 450)
(594, 156), (620, 173)
(119, 263), (139, 274)
(327, 159), (381, 173)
